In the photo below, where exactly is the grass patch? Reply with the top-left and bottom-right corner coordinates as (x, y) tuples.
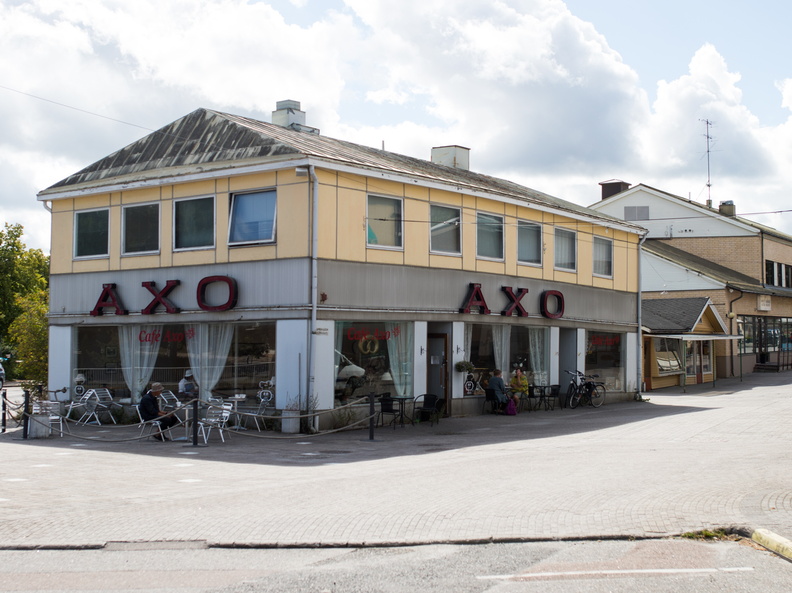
(680, 529), (738, 541)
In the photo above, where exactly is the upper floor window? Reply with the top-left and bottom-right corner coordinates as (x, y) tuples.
(430, 205), (461, 254)
(122, 203), (159, 255)
(367, 195), (402, 248)
(554, 227), (576, 271)
(476, 212), (504, 260)
(175, 196), (215, 250)
(593, 236), (613, 277)
(624, 206), (649, 221)
(229, 190), (276, 245)
(74, 208), (109, 258)
(517, 220), (542, 265)
(766, 260), (792, 287)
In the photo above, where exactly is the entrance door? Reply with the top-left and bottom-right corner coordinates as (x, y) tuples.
(427, 333), (448, 415)
(685, 341), (704, 384)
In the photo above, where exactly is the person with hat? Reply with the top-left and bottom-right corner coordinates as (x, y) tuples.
(139, 382), (178, 441)
(178, 369), (198, 400)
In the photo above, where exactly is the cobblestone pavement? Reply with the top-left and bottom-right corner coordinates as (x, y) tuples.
(1, 373), (791, 549)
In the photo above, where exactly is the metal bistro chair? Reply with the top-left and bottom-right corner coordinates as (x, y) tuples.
(197, 402), (233, 443)
(133, 404), (173, 441)
(376, 394), (399, 429)
(250, 385), (275, 431)
(31, 400), (69, 437)
(75, 388), (119, 425)
(413, 393), (444, 426)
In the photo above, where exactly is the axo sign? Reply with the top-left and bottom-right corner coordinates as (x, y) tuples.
(459, 283), (565, 319)
(90, 276), (239, 316)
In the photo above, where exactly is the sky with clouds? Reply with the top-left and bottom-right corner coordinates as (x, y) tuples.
(2, 0), (792, 253)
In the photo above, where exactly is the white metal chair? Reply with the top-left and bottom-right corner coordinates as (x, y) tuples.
(133, 404), (172, 441)
(251, 388), (275, 431)
(159, 390), (181, 409)
(197, 403), (232, 443)
(74, 388), (118, 425)
(31, 401), (68, 437)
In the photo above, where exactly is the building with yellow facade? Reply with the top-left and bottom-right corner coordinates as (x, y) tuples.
(40, 101), (646, 420)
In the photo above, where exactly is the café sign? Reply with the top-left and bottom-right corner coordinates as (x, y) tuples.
(90, 276), (238, 316)
(460, 282), (565, 319)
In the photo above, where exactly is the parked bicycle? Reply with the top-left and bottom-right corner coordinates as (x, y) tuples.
(564, 370), (605, 408)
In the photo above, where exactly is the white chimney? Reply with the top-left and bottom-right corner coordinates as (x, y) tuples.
(431, 145), (470, 170)
(272, 100), (320, 134)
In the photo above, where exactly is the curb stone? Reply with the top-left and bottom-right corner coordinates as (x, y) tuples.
(752, 529), (792, 562)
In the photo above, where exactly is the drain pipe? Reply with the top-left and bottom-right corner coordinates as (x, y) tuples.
(308, 164), (320, 429)
(636, 232), (648, 399)
(728, 287), (745, 379)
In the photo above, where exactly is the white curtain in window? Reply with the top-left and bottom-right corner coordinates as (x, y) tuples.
(555, 229), (576, 269)
(186, 323), (234, 401)
(118, 324), (162, 403)
(528, 328), (547, 384)
(492, 325), (511, 373)
(385, 322), (413, 397)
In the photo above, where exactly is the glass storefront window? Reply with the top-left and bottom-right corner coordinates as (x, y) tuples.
(654, 337), (682, 374)
(74, 322), (276, 402)
(509, 326), (548, 385)
(586, 331), (624, 391)
(334, 321), (413, 406)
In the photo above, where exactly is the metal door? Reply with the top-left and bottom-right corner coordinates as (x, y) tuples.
(427, 333), (448, 415)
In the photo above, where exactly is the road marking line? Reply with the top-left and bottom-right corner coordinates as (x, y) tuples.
(478, 567), (754, 580)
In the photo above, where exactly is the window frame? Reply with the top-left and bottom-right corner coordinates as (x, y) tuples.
(121, 202), (160, 256)
(554, 227), (577, 272)
(228, 189), (277, 246)
(517, 220), (542, 266)
(174, 195), (216, 251)
(429, 204), (461, 255)
(592, 235), (614, 278)
(476, 212), (504, 261)
(74, 208), (110, 259)
(366, 194), (404, 250)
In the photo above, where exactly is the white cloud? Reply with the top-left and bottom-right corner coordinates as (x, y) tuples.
(2, 0), (792, 252)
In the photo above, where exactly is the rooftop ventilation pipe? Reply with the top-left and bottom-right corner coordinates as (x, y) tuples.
(272, 100), (320, 134)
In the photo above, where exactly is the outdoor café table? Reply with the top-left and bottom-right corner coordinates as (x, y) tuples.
(391, 395), (413, 427)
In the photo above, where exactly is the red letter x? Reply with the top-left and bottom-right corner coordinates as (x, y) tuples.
(142, 280), (181, 314)
(501, 286), (529, 317)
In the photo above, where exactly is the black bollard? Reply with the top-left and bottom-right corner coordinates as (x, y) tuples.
(368, 391), (375, 441)
(22, 389), (30, 440)
(192, 398), (199, 446)
(1, 389), (6, 433)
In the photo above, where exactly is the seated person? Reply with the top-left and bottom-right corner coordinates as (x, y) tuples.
(488, 369), (509, 412)
(178, 369), (198, 400)
(509, 368), (529, 411)
(140, 382), (179, 441)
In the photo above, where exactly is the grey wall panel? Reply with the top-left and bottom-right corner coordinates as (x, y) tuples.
(51, 259), (311, 316)
(317, 261), (637, 326)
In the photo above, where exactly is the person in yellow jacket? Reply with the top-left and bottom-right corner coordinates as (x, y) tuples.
(509, 368), (529, 412)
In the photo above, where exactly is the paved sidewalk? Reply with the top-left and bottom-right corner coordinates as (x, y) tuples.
(1, 373), (791, 549)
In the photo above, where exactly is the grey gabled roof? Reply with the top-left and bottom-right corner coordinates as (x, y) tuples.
(641, 297), (711, 333)
(39, 108), (644, 232)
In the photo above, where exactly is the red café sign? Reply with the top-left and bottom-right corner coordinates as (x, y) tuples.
(90, 276), (238, 317)
(460, 283), (565, 319)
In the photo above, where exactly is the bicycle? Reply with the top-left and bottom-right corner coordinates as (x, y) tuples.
(565, 370), (605, 408)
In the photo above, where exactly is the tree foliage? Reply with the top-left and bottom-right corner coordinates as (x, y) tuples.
(0, 223), (49, 381)
(8, 289), (49, 388)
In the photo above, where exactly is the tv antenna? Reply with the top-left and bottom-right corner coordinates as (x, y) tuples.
(700, 118), (713, 204)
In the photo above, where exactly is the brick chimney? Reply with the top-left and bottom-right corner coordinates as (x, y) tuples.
(719, 200), (736, 217)
(599, 179), (631, 200)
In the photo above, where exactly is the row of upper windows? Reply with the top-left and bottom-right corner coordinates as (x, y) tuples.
(72, 189), (614, 278)
(765, 260), (792, 288)
(74, 190), (275, 258)
(368, 195), (614, 277)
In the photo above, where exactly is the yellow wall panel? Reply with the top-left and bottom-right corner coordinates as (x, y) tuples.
(317, 186), (338, 260)
(72, 258), (110, 274)
(229, 172), (277, 192)
(406, 185), (430, 201)
(404, 198), (429, 267)
(49, 212), (73, 274)
(173, 180), (216, 198)
(49, 199), (73, 212)
(428, 188), (460, 205)
(367, 248), (404, 266)
(120, 254), (161, 270)
(336, 188), (366, 261)
(228, 244), (277, 263)
(121, 187), (160, 203)
(215, 192), (229, 263)
(277, 183), (310, 258)
(367, 177), (403, 197)
(76, 194), (111, 209)
(315, 169), (337, 186)
(429, 254), (463, 269)
(476, 259), (505, 275)
(337, 172), (366, 192)
(173, 249), (218, 267)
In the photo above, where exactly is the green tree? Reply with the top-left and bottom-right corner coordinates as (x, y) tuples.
(0, 223), (49, 341)
(7, 289), (49, 389)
